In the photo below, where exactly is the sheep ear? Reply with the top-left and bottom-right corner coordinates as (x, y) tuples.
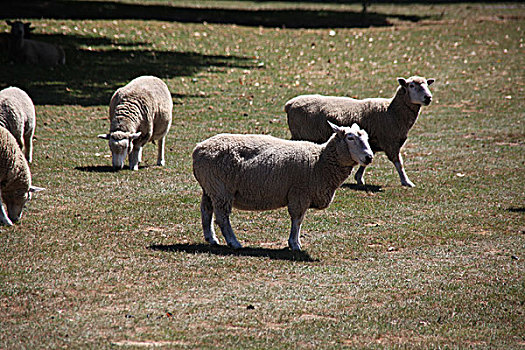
(29, 186), (45, 193)
(6, 20), (13, 26)
(98, 133), (110, 140)
(397, 78), (408, 87)
(427, 78), (435, 86)
(327, 121), (345, 138)
(350, 123), (361, 133)
(129, 132), (141, 140)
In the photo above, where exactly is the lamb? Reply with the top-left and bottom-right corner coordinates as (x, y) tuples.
(285, 76), (434, 187)
(7, 20), (65, 66)
(192, 122), (373, 251)
(98, 76), (173, 170)
(0, 86), (36, 163)
(0, 127), (44, 226)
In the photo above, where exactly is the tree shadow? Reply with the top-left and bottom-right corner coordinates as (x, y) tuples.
(0, 31), (255, 106)
(1, 0), (429, 29)
(341, 183), (384, 193)
(148, 243), (319, 262)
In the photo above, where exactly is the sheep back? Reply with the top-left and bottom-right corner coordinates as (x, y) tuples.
(286, 94), (402, 154)
(193, 134), (328, 211)
(109, 76), (172, 144)
(0, 87), (35, 152)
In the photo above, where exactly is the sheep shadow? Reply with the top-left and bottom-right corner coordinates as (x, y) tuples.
(75, 164), (154, 172)
(148, 243), (319, 262)
(507, 207), (525, 213)
(341, 183), (384, 193)
(0, 0), (430, 28)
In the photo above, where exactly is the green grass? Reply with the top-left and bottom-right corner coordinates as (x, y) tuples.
(1, 1), (524, 348)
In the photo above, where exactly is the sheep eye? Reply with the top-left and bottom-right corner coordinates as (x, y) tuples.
(409, 83), (415, 88)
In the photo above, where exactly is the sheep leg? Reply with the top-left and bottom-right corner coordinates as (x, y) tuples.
(354, 165), (367, 185)
(201, 192), (219, 245)
(156, 136), (166, 166)
(212, 198), (242, 249)
(129, 146), (143, 171)
(0, 195), (13, 226)
(390, 153), (414, 187)
(23, 131), (33, 163)
(287, 205), (307, 251)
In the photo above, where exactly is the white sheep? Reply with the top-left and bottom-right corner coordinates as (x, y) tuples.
(0, 86), (36, 163)
(7, 20), (65, 66)
(98, 76), (173, 170)
(192, 122), (373, 251)
(0, 127), (44, 226)
(285, 76), (434, 187)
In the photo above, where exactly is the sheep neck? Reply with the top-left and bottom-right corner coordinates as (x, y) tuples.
(390, 88), (421, 132)
(317, 136), (354, 190)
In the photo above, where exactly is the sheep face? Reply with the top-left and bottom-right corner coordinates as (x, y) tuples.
(98, 131), (141, 170)
(7, 20), (25, 39)
(329, 122), (373, 167)
(2, 186), (43, 224)
(398, 76), (434, 106)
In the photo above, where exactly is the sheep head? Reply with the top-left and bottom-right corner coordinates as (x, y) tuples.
(2, 185), (45, 225)
(328, 121), (373, 167)
(98, 131), (141, 170)
(398, 76), (435, 106)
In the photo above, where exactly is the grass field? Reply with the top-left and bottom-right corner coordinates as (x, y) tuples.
(1, 1), (524, 348)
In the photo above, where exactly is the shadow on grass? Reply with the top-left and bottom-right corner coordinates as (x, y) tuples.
(341, 183), (384, 193)
(75, 164), (154, 172)
(507, 207), (525, 213)
(149, 243), (319, 262)
(0, 0), (429, 28)
(0, 31), (254, 106)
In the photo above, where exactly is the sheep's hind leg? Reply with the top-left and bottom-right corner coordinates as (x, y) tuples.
(354, 165), (366, 185)
(213, 198), (242, 249)
(23, 131), (33, 163)
(156, 136), (165, 166)
(201, 193), (219, 245)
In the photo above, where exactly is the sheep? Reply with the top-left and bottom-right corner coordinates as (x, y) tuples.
(285, 76), (435, 187)
(0, 86), (36, 163)
(192, 122), (373, 251)
(98, 76), (173, 170)
(7, 20), (65, 66)
(0, 127), (44, 226)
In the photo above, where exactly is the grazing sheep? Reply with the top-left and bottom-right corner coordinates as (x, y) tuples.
(285, 76), (434, 187)
(192, 122), (373, 251)
(0, 86), (36, 163)
(98, 76), (173, 170)
(0, 127), (44, 226)
(7, 20), (65, 66)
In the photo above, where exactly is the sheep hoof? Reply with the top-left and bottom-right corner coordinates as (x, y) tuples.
(402, 180), (415, 187)
(288, 242), (302, 251)
(0, 218), (13, 226)
(205, 236), (220, 245)
(227, 241), (243, 249)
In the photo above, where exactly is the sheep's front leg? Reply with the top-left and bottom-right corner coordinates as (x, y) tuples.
(24, 130), (34, 163)
(201, 193), (219, 245)
(354, 165), (366, 185)
(287, 204), (307, 251)
(390, 153), (414, 187)
(129, 146), (143, 171)
(156, 136), (166, 166)
(0, 195), (13, 226)
(212, 198), (242, 249)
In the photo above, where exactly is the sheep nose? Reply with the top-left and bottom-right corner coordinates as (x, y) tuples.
(424, 95), (432, 105)
(364, 155), (373, 165)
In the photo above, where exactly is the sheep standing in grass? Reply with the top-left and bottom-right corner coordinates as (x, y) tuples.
(192, 122), (373, 251)
(98, 76), (173, 170)
(285, 76), (434, 187)
(0, 127), (44, 226)
(7, 20), (65, 66)
(0, 87), (36, 163)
